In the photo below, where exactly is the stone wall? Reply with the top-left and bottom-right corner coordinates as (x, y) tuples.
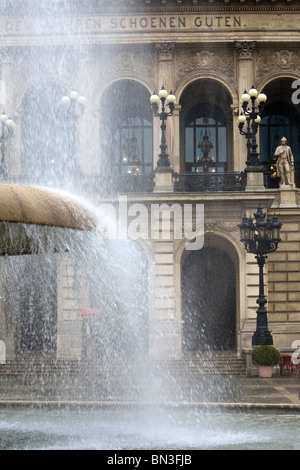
(268, 213), (300, 350)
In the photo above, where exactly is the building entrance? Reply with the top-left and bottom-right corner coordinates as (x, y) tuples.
(181, 246), (236, 351)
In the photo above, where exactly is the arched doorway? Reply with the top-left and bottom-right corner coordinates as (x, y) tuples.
(181, 246), (236, 351)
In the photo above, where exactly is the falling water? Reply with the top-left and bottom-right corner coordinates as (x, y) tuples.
(0, 0), (299, 451)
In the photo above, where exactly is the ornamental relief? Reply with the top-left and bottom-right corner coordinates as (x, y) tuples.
(100, 50), (155, 82)
(178, 219), (238, 234)
(205, 220), (238, 234)
(175, 48), (235, 84)
(256, 49), (300, 79)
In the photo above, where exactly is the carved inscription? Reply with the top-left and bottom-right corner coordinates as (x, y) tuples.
(109, 15), (242, 30)
(0, 13), (299, 39)
(0, 15), (243, 36)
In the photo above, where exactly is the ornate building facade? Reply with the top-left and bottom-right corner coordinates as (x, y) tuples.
(0, 0), (300, 373)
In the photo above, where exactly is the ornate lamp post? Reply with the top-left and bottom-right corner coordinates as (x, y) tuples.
(122, 118), (141, 175)
(61, 90), (86, 118)
(61, 91), (86, 167)
(237, 86), (267, 167)
(0, 112), (15, 179)
(239, 204), (282, 346)
(150, 87), (176, 168)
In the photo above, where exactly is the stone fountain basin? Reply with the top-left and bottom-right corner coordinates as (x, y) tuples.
(0, 183), (97, 255)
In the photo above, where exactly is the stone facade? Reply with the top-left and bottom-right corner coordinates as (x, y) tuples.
(0, 1), (299, 368)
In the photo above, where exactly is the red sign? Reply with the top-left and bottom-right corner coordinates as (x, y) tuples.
(78, 309), (100, 316)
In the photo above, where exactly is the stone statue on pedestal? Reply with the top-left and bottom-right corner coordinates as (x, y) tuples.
(274, 137), (295, 187)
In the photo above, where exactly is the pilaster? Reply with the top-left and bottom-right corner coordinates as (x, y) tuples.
(149, 240), (181, 359)
(235, 41), (256, 171)
(57, 254), (89, 359)
(155, 42), (176, 93)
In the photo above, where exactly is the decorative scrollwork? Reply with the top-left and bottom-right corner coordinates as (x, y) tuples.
(243, 239), (279, 257)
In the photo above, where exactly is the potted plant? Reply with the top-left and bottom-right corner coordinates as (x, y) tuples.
(252, 345), (280, 378)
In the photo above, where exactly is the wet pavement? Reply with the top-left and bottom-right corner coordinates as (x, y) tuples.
(0, 373), (299, 409)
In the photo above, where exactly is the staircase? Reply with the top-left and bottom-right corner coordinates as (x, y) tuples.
(0, 358), (80, 377)
(0, 352), (246, 402)
(0, 351), (246, 378)
(153, 351), (246, 377)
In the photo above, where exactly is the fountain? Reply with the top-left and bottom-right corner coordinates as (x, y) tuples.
(0, 182), (96, 255)
(0, 0), (299, 454)
(0, 181), (298, 451)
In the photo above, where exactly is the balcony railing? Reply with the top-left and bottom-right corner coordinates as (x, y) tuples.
(174, 172), (246, 192)
(3, 171), (247, 194)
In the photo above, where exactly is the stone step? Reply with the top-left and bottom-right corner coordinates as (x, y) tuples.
(0, 353), (246, 377)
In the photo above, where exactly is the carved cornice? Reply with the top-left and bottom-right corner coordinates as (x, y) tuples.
(0, 0), (299, 16)
(95, 0), (300, 15)
(96, 0), (300, 14)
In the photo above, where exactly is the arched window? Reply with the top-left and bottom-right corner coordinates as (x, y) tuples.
(21, 82), (69, 187)
(100, 81), (153, 175)
(113, 115), (153, 175)
(185, 103), (227, 172)
(180, 79), (233, 173)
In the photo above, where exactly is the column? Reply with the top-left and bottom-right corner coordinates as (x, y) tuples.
(153, 42), (176, 192)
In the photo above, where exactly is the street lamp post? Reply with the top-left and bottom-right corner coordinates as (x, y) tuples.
(61, 91), (86, 168)
(239, 204), (282, 346)
(150, 87), (176, 168)
(61, 90), (86, 119)
(237, 86), (267, 167)
(0, 112), (15, 179)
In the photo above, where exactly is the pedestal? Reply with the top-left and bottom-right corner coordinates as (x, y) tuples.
(153, 167), (174, 193)
(245, 167), (265, 191)
(279, 184), (297, 208)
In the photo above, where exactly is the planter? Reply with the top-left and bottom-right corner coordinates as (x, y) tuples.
(252, 346), (280, 378)
(258, 365), (274, 378)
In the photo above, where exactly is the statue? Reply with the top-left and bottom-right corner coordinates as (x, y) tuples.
(274, 137), (295, 187)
